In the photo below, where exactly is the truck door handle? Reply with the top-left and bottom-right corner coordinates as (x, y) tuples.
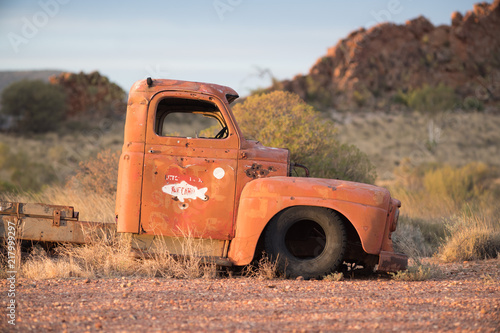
(148, 149), (160, 154)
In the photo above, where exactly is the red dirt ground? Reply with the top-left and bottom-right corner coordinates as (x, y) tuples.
(1, 259), (499, 332)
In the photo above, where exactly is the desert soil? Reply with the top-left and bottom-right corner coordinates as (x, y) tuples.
(1, 259), (499, 332)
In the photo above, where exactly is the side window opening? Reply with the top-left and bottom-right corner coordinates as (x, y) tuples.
(155, 98), (228, 139)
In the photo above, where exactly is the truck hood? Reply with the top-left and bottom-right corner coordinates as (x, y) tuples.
(244, 176), (392, 210)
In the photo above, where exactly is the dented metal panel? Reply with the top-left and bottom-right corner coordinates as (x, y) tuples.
(137, 90), (241, 240)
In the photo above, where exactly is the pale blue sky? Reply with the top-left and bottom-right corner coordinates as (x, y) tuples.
(0, 0), (480, 95)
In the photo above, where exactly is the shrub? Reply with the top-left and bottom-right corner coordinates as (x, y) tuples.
(232, 91), (376, 183)
(304, 75), (333, 108)
(390, 259), (441, 281)
(438, 214), (500, 262)
(407, 84), (457, 113)
(243, 254), (280, 280)
(392, 216), (444, 258)
(66, 149), (120, 196)
(0, 80), (66, 133)
(323, 272), (344, 281)
(462, 96), (484, 111)
(392, 90), (409, 106)
(315, 143), (377, 184)
(352, 89), (371, 107)
(422, 162), (496, 204)
(390, 161), (499, 219)
(389, 161), (500, 260)
(0, 142), (58, 192)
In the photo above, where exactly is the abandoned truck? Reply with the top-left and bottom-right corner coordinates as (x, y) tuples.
(0, 78), (407, 278)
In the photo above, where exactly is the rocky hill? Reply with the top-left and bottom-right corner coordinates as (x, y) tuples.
(275, 1), (500, 111)
(0, 70), (125, 121)
(49, 71), (126, 120)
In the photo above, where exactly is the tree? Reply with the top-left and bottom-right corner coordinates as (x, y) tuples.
(232, 91), (376, 183)
(1, 80), (66, 133)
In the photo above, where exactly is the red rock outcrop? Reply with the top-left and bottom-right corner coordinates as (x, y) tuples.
(277, 1), (500, 110)
(49, 71), (126, 120)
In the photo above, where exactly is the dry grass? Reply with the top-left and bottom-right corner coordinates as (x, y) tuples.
(390, 259), (442, 281)
(323, 272), (344, 282)
(135, 235), (218, 279)
(0, 186), (115, 223)
(389, 160), (500, 264)
(19, 232), (219, 280)
(0, 123), (124, 190)
(21, 246), (92, 279)
(334, 111), (500, 178)
(438, 214), (500, 263)
(388, 161), (499, 219)
(2, 108), (500, 278)
(242, 254), (281, 280)
(66, 149), (120, 196)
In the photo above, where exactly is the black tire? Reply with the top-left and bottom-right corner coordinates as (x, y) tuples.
(264, 206), (346, 279)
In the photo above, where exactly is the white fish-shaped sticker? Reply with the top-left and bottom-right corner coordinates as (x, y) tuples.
(162, 181), (208, 203)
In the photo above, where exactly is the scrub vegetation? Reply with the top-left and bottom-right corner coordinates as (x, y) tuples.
(390, 162), (500, 265)
(232, 91), (376, 184)
(1, 88), (499, 281)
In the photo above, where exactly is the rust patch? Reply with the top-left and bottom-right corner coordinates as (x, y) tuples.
(245, 163), (276, 179)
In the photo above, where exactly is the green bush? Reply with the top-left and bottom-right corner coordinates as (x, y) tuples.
(390, 161), (499, 218)
(389, 161), (500, 260)
(352, 89), (372, 107)
(1, 80), (66, 133)
(231, 91), (376, 183)
(392, 90), (409, 106)
(312, 142), (377, 184)
(462, 96), (484, 111)
(304, 76), (332, 108)
(423, 162), (496, 203)
(407, 84), (457, 113)
(0, 143), (58, 192)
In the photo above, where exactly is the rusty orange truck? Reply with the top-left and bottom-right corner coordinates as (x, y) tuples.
(0, 78), (407, 278)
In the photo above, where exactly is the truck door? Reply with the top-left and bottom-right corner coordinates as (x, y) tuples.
(140, 92), (239, 240)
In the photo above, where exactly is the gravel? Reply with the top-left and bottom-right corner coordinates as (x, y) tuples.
(2, 259), (499, 332)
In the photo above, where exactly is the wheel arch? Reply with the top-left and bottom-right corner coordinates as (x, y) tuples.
(255, 206), (365, 262)
(228, 199), (382, 266)
(227, 178), (390, 266)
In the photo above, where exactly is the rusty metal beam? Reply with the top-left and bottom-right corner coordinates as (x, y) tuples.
(0, 201), (114, 244)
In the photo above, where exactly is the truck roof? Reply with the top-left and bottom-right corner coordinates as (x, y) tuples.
(130, 78), (240, 104)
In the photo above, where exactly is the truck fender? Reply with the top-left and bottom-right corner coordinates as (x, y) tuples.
(227, 177), (391, 266)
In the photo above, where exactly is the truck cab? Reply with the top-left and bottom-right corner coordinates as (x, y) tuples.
(115, 78), (407, 278)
